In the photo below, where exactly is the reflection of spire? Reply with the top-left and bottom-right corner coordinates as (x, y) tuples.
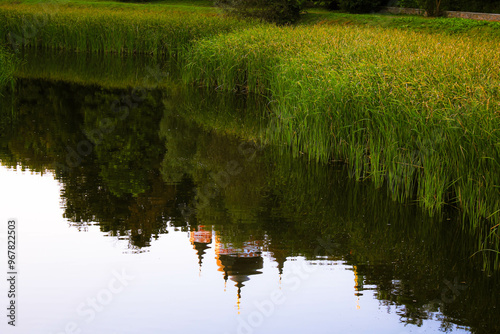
(267, 242), (288, 285)
(193, 242), (210, 271)
(273, 251), (287, 276)
(189, 226), (212, 274)
(215, 235), (263, 313)
(231, 275), (249, 314)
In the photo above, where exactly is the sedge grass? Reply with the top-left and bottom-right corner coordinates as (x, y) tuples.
(184, 24), (500, 234)
(0, 3), (253, 55)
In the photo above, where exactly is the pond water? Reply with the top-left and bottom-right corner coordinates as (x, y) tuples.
(0, 50), (498, 334)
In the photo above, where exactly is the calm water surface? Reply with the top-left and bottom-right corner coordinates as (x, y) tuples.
(0, 51), (498, 334)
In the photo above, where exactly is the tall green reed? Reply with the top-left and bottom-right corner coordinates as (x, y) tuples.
(184, 24), (500, 242)
(0, 4), (253, 55)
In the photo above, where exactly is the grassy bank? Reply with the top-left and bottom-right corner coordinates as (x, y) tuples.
(0, 1), (252, 55)
(301, 9), (500, 39)
(184, 24), (500, 233)
(0, 44), (16, 88)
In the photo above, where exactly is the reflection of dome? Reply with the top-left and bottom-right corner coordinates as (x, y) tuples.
(189, 226), (212, 272)
(215, 238), (264, 313)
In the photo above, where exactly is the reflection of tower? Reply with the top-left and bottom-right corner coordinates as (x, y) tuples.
(269, 248), (287, 281)
(353, 265), (364, 310)
(215, 235), (263, 313)
(189, 225), (212, 274)
(264, 237), (288, 286)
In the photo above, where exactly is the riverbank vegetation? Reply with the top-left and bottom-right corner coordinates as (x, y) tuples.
(0, 1), (252, 55)
(0, 0), (499, 260)
(183, 23), (500, 230)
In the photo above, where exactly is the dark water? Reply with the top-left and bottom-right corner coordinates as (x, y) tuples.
(0, 51), (498, 334)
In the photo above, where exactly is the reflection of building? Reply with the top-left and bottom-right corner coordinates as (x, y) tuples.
(189, 225), (212, 273)
(215, 236), (263, 313)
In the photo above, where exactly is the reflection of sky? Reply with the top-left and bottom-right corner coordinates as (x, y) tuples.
(0, 165), (470, 334)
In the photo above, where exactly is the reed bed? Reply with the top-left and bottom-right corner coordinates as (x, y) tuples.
(0, 3), (251, 55)
(184, 24), (500, 233)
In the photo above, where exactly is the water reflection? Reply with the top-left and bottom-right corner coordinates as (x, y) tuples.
(0, 72), (499, 333)
(190, 225), (213, 272)
(216, 236), (264, 313)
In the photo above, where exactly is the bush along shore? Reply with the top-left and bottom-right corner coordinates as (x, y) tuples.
(1, 1), (499, 265)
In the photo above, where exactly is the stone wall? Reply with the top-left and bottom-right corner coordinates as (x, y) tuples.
(381, 7), (425, 16)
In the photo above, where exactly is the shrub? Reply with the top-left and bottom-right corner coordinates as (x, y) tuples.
(215, 0), (305, 24)
(338, 0), (382, 13)
(417, 0), (448, 16)
(398, 0), (500, 14)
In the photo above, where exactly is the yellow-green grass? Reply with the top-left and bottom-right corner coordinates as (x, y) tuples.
(184, 24), (500, 232)
(0, 2), (252, 55)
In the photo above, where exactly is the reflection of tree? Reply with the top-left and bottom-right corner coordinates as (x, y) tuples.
(1, 77), (499, 334)
(82, 89), (165, 197)
(0, 79), (86, 172)
(0, 78), (176, 249)
(125, 178), (176, 249)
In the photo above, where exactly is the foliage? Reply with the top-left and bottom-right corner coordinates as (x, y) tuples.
(337, 0), (382, 13)
(396, 0), (419, 7)
(215, 0), (305, 24)
(417, 0), (448, 16)
(447, 0), (500, 14)
(398, 0), (500, 14)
